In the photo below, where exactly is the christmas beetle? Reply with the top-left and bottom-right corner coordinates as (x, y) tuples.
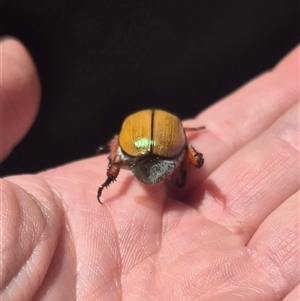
(97, 109), (205, 203)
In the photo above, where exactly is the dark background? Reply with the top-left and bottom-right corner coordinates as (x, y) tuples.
(1, 0), (299, 176)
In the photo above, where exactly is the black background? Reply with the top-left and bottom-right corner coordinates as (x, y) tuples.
(1, 0), (299, 176)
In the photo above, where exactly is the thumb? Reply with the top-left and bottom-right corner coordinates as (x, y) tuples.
(0, 37), (41, 162)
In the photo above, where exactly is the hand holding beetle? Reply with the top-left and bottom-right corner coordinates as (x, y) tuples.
(1, 37), (299, 301)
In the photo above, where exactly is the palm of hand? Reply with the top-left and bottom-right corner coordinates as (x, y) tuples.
(1, 39), (299, 301)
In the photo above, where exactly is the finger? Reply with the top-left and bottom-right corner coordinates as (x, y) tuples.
(193, 193), (299, 300)
(195, 102), (299, 237)
(0, 37), (41, 162)
(185, 45), (299, 182)
(283, 285), (300, 301)
(247, 192), (299, 299)
(0, 176), (65, 300)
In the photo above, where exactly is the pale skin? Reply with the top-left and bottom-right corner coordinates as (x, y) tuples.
(0, 37), (299, 301)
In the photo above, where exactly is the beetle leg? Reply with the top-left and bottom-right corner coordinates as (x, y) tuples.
(176, 145), (204, 188)
(97, 136), (121, 204)
(97, 158), (120, 203)
(176, 149), (189, 187)
(98, 153), (135, 203)
(184, 126), (206, 132)
(186, 144), (204, 168)
(96, 135), (118, 154)
(176, 164), (187, 187)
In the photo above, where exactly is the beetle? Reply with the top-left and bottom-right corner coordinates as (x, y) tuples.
(97, 109), (205, 203)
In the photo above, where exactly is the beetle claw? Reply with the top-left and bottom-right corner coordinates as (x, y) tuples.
(97, 175), (117, 204)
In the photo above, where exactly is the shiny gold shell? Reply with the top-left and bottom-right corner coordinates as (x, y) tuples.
(118, 109), (186, 158)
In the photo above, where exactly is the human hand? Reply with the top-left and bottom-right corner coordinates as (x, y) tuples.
(1, 37), (299, 300)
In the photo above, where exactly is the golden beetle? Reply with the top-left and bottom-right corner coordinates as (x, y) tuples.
(97, 109), (205, 203)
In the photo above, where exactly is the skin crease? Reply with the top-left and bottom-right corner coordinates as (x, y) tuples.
(0, 37), (299, 300)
